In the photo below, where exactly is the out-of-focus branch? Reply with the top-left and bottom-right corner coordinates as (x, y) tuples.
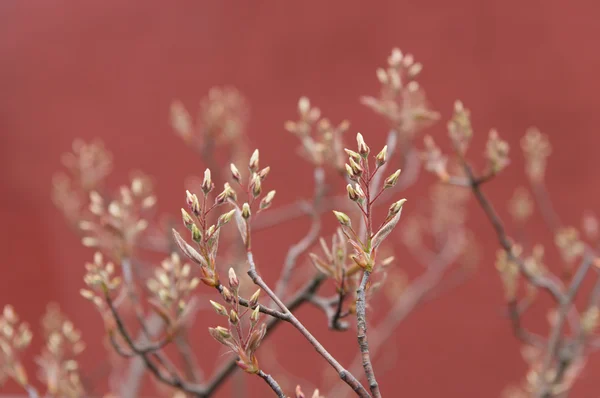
(453, 165), (565, 302)
(174, 329), (203, 383)
(120, 312), (166, 397)
(530, 181), (562, 232)
(537, 255), (593, 398)
(274, 167), (326, 299)
(506, 300), (545, 349)
(309, 294), (350, 331)
(107, 261), (328, 397)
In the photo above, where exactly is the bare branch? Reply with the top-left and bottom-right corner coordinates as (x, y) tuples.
(257, 370), (286, 397)
(355, 271), (381, 398)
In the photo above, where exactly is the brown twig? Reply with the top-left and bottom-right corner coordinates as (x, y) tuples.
(309, 293), (350, 331)
(456, 165), (565, 302)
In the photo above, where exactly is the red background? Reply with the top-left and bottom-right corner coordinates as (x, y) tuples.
(2, 1), (600, 396)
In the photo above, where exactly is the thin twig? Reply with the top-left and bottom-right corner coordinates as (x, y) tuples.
(537, 255), (593, 397)
(246, 252), (371, 398)
(105, 291), (207, 397)
(355, 271), (381, 398)
(457, 166), (565, 302)
(253, 147), (420, 234)
(257, 370), (286, 397)
(107, 269), (327, 397)
(530, 181), (562, 232)
(120, 312), (166, 397)
(174, 331), (203, 382)
(309, 293), (350, 331)
(330, 234), (462, 398)
(507, 300), (546, 348)
(274, 167), (326, 299)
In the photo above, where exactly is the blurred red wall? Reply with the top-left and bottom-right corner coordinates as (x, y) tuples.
(2, 0), (600, 396)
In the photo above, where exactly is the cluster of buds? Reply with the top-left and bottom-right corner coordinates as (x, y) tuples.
(521, 127), (552, 183)
(208, 268), (266, 374)
(554, 227), (585, 264)
(333, 133), (406, 273)
(495, 246), (523, 301)
(522, 244), (547, 277)
(59, 139), (113, 192)
(52, 139), (113, 225)
(485, 129), (510, 174)
(229, 150), (276, 246)
(447, 101), (473, 154)
(508, 187), (534, 223)
(295, 385), (325, 398)
(581, 305), (600, 335)
(80, 174), (156, 258)
(172, 167), (238, 287)
(145, 253), (200, 328)
(310, 228), (394, 300)
(80, 252), (123, 295)
(361, 48), (439, 136)
(423, 101), (510, 185)
(310, 228), (361, 293)
(78, 254), (124, 335)
(0, 305), (32, 388)
(171, 86), (249, 148)
(285, 96), (350, 171)
(36, 304), (85, 398)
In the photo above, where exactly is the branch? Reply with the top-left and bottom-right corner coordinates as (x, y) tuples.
(537, 255), (593, 397)
(106, 268), (327, 397)
(530, 181), (562, 232)
(507, 300), (546, 348)
(257, 370), (286, 398)
(253, 146), (421, 233)
(274, 167), (325, 299)
(309, 294), (350, 331)
(174, 330), (203, 383)
(355, 271), (381, 398)
(120, 312), (166, 397)
(105, 291), (208, 397)
(457, 166), (565, 302)
(330, 234), (462, 398)
(246, 252), (371, 398)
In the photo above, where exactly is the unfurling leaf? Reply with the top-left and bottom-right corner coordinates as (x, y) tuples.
(172, 229), (208, 267)
(235, 207), (248, 245)
(372, 199), (406, 250)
